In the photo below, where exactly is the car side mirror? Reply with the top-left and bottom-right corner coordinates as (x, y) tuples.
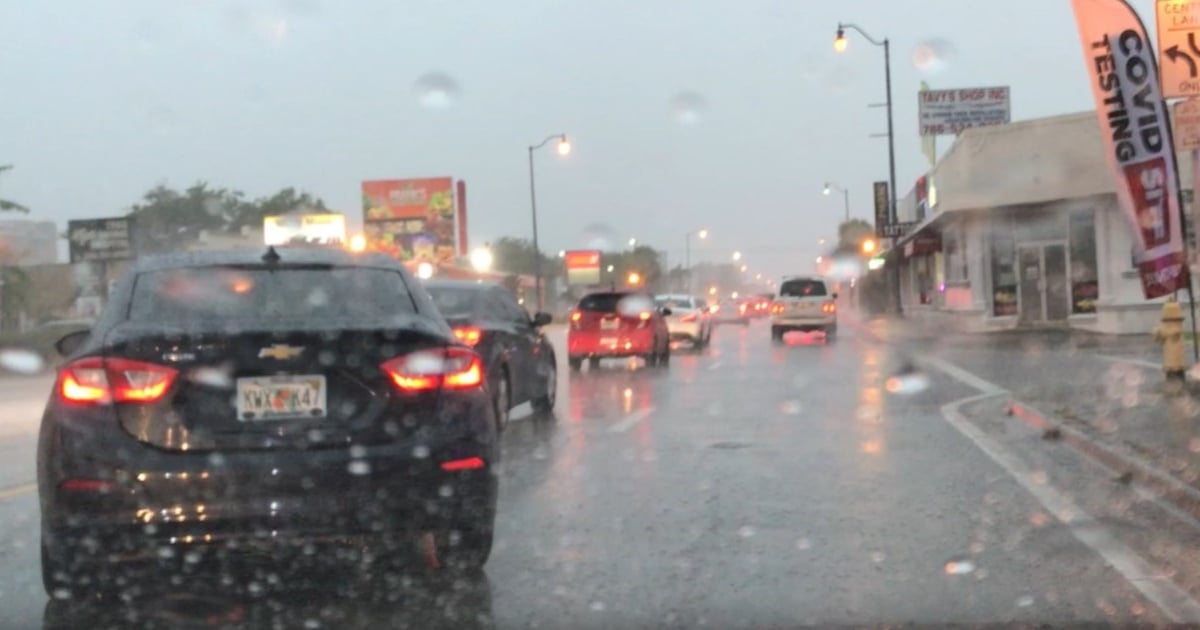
(660, 307), (673, 316)
(54, 330), (90, 357)
(532, 312), (553, 327)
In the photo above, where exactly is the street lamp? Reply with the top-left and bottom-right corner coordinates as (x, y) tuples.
(732, 251), (742, 262)
(684, 228), (709, 291)
(528, 133), (570, 310)
(628, 237), (637, 248)
(740, 264), (748, 273)
(861, 238), (878, 255)
(836, 21), (900, 315)
(627, 271), (641, 286)
(823, 182), (850, 222)
(469, 246), (494, 272)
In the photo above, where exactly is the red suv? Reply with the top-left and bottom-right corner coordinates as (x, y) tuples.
(567, 291), (671, 370)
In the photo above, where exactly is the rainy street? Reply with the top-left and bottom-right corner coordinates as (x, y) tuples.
(3, 318), (1199, 628)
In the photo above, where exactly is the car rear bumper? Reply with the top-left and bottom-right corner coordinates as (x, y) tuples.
(772, 316), (836, 329)
(665, 320), (702, 340)
(568, 329), (656, 357)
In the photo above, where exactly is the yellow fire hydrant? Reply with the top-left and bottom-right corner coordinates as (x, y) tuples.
(1153, 297), (1187, 381)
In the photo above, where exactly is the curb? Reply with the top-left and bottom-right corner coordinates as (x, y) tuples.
(1007, 400), (1200, 522)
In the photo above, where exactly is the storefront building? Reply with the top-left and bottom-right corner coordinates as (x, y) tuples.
(888, 111), (1195, 335)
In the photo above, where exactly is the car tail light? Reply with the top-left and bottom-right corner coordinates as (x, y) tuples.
(452, 326), (482, 347)
(822, 301), (837, 314)
(771, 303), (785, 314)
(58, 357), (178, 405)
(59, 478), (116, 493)
(680, 313), (698, 322)
(638, 311), (652, 321)
(440, 456), (486, 472)
(570, 310), (582, 322)
(739, 304), (747, 313)
(381, 347), (484, 392)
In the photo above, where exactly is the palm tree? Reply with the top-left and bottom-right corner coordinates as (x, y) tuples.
(0, 165), (29, 213)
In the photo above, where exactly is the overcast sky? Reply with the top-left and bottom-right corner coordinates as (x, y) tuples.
(0, 0), (1164, 279)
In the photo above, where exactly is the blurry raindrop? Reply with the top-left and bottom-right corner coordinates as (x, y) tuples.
(307, 288), (331, 307)
(303, 619), (323, 630)
(413, 445), (430, 459)
(1121, 391), (1139, 407)
(1030, 470), (1048, 485)
(579, 223), (620, 251)
(191, 365), (233, 388)
(944, 557), (976, 575)
(0, 348), (44, 374)
(795, 537), (812, 551)
(589, 601), (607, 612)
(348, 460), (371, 475)
(248, 581), (264, 596)
(413, 72), (461, 110)
(52, 588), (71, 600)
(780, 400), (803, 415)
(911, 38), (957, 74)
(969, 541), (985, 554)
(870, 551), (886, 563)
(438, 484), (454, 498)
(156, 546), (175, 559)
(669, 91), (707, 125)
(349, 445), (367, 458)
(885, 366), (931, 395)
(1189, 437), (1200, 453)
(184, 550), (202, 564)
(1016, 595), (1035, 608)
(737, 525), (756, 538)
(208, 453), (226, 467)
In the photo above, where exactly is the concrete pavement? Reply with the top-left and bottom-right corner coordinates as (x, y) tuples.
(0, 320), (1195, 626)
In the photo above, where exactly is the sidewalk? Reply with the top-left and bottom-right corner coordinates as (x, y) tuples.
(853, 313), (1200, 512)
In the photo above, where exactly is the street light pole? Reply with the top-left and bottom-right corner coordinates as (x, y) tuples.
(527, 133), (569, 311)
(684, 228), (708, 293)
(836, 22), (902, 316)
(823, 182), (850, 222)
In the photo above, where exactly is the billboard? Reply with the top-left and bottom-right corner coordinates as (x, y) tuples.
(564, 250), (601, 285)
(68, 217), (134, 264)
(361, 177), (456, 264)
(1073, 0), (1189, 298)
(918, 86), (1011, 136)
(263, 213), (347, 246)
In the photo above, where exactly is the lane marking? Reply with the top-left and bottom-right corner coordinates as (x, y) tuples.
(609, 407), (655, 433)
(1096, 354), (1163, 370)
(919, 355), (1005, 394)
(941, 394), (1200, 624)
(0, 482), (35, 501)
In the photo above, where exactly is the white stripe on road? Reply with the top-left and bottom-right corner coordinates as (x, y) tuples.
(0, 482), (34, 501)
(940, 394), (1200, 624)
(1096, 354), (1163, 370)
(609, 407), (655, 433)
(919, 355), (1006, 394)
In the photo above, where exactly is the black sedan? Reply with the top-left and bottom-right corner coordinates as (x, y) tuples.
(38, 247), (499, 598)
(423, 280), (557, 429)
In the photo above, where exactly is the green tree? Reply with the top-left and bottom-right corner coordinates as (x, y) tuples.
(0, 165), (30, 214)
(833, 219), (876, 256)
(490, 237), (557, 279)
(0, 266), (30, 329)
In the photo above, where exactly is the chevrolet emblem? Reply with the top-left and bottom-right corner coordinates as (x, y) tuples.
(258, 344), (304, 360)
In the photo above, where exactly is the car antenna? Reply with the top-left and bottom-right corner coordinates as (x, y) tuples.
(262, 245), (281, 264)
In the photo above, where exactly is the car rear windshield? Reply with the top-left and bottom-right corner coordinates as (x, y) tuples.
(127, 266), (417, 323)
(779, 279), (827, 298)
(425, 286), (480, 318)
(655, 296), (694, 310)
(578, 293), (627, 312)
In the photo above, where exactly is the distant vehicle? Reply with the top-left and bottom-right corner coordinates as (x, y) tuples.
(424, 280), (558, 429)
(711, 299), (750, 326)
(38, 248), (499, 597)
(771, 276), (837, 342)
(655, 294), (713, 348)
(567, 291), (671, 370)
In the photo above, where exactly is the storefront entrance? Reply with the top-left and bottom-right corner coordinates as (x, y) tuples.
(1017, 243), (1070, 324)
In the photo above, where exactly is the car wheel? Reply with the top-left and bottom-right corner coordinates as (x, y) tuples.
(588, 357), (601, 370)
(532, 359), (557, 415)
(660, 342), (671, 366)
(568, 357), (583, 372)
(491, 370), (510, 432)
(644, 347), (658, 367)
(434, 520), (494, 574)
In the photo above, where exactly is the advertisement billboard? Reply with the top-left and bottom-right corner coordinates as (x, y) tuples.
(918, 86), (1011, 137)
(68, 217), (134, 264)
(564, 250), (602, 286)
(263, 213), (347, 246)
(361, 177), (457, 264)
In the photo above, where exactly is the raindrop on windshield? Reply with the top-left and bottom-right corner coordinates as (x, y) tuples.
(885, 369), (930, 396)
(590, 601), (607, 612)
(795, 537), (812, 551)
(347, 460), (371, 475)
(738, 525), (756, 538)
(911, 38), (957, 74)
(944, 556), (976, 575)
(780, 400), (803, 415)
(0, 348), (45, 374)
(413, 72), (461, 110)
(1016, 595), (1035, 608)
(669, 91), (707, 125)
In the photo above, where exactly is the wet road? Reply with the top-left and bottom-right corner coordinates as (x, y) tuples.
(0, 320), (1192, 627)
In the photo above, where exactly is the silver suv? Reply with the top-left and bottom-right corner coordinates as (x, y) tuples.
(770, 276), (837, 342)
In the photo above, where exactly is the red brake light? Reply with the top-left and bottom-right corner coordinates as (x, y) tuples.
(381, 347), (484, 392)
(822, 301), (837, 314)
(570, 310), (582, 322)
(440, 456), (486, 472)
(59, 357), (178, 405)
(59, 478), (116, 493)
(638, 311), (652, 321)
(452, 326), (483, 347)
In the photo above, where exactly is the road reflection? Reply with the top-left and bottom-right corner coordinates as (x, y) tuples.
(43, 571), (494, 629)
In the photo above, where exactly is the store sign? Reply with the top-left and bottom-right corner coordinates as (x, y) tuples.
(918, 86), (1011, 136)
(880, 221), (919, 238)
(361, 177), (457, 264)
(68, 217), (134, 263)
(564, 250), (601, 285)
(1174, 98), (1200, 151)
(1073, 0), (1190, 299)
(873, 181), (889, 236)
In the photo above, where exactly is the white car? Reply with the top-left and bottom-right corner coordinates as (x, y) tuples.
(655, 294), (713, 348)
(770, 276), (837, 342)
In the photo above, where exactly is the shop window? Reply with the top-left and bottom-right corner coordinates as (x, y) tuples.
(990, 216), (1017, 316)
(1070, 210), (1098, 314)
(944, 226), (968, 284)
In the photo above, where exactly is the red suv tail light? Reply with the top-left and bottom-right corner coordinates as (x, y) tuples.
(58, 357), (179, 405)
(771, 303), (785, 314)
(821, 301), (837, 314)
(452, 326), (483, 347)
(381, 347), (484, 392)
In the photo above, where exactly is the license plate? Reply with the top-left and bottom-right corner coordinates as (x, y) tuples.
(600, 318), (620, 330)
(600, 337), (618, 348)
(236, 375), (327, 421)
